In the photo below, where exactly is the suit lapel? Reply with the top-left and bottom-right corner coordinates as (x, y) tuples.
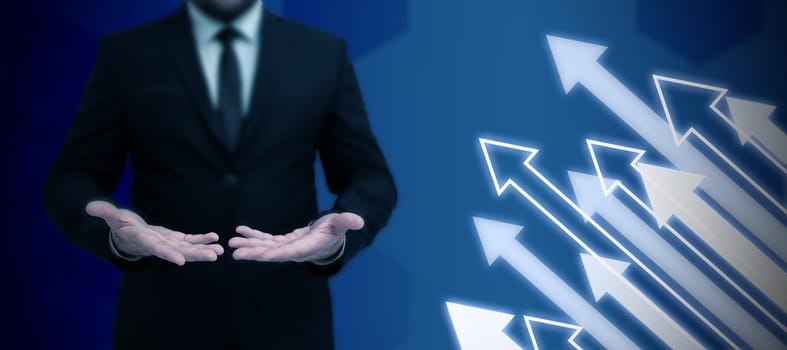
(162, 7), (230, 155)
(237, 10), (291, 151)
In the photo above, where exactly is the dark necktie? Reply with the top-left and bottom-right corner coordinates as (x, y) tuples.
(217, 27), (242, 151)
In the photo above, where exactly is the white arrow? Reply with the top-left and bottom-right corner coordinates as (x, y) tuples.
(586, 139), (787, 333)
(473, 217), (639, 349)
(579, 253), (702, 349)
(727, 96), (787, 166)
(446, 301), (523, 350)
(638, 162), (787, 312)
(569, 170), (785, 348)
(653, 75), (787, 214)
(480, 137), (730, 347)
(523, 315), (583, 350)
(546, 35), (787, 266)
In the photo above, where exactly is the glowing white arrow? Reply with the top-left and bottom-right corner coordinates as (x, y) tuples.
(652, 75), (786, 214)
(579, 253), (702, 349)
(727, 96), (787, 166)
(546, 35), (787, 267)
(569, 170), (784, 349)
(523, 315), (583, 350)
(480, 137), (727, 347)
(638, 162), (787, 313)
(586, 138), (787, 332)
(446, 301), (523, 350)
(473, 217), (638, 349)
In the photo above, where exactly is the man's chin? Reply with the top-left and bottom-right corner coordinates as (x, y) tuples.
(191, 0), (258, 22)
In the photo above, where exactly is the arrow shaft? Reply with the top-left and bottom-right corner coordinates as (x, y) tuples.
(500, 244), (638, 349)
(600, 196), (783, 348)
(512, 174), (727, 348)
(607, 281), (701, 349)
(582, 63), (787, 262)
(676, 194), (787, 312)
(753, 122), (787, 164)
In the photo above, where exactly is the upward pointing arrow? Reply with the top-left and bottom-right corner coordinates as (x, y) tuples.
(637, 162), (787, 312)
(569, 170), (785, 349)
(446, 302), (523, 350)
(480, 137), (722, 346)
(579, 254), (703, 350)
(473, 217), (638, 349)
(652, 75), (787, 213)
(546, 35), (787, 268)
(726, 96), (787, 163)
(523, 316), (584, 350)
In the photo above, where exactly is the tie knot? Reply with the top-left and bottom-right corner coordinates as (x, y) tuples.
(216, 27), (240, 44)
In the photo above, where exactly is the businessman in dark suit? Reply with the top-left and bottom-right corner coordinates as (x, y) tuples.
(41, 0), (397, 348)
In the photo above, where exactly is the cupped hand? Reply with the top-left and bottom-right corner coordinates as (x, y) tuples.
(229, 212), (364, 263)
(86, 200), (224, 265)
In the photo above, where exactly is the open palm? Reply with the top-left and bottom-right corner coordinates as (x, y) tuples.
(229, 212), (364, 263)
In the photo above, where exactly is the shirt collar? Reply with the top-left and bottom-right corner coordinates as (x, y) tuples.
(187, 1), (263, 45)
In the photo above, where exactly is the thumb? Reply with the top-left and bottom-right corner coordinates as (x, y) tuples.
(85, 200), (120, 221)
(336, 212), (364, 231)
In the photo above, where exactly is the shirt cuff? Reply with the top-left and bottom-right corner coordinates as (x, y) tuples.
(108, 229), (143, 261)
(311, 235), (346, 266)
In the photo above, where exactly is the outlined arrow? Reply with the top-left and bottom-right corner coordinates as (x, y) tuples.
(579, 253), (701, 349)
(638, 162), (787, 312)
(569, 170), (785, 348)
(523, 315), (583, 350)
(473, 217), (638, 349)
(546, 35), (787, 266)
(446, 301), (523, 350)
(726, 96), (787, 166)
(479, 138), (711, 348)
(586, 139), (787, 332)
(653, 75), (786, 214)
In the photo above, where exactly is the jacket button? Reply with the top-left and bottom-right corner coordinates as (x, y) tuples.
(223, 173), (238, 188)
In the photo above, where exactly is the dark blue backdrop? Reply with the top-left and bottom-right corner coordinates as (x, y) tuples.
(3, 0), (786, 349)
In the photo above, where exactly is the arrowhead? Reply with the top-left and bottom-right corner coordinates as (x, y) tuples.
(652, 75), (727, 146)
(523, 316), (583, 350)
(637, 163), (705, 227)
(446, 302), (523, 350)
(726, 96), (777, 145)
(579, 253), (630, 302)
(586, 139), (646, 196)
(546, 35), (607, 93)
(473, 216), (523, 265)
(567, 171), (614, 218)
(479, 138), (538, 196)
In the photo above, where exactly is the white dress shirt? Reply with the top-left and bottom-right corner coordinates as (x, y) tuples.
(186, 0), (262, 114)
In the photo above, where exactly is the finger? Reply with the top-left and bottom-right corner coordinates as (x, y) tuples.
(208, 243), (224, 255)
(228, 237), (280, 248)
(335, 212), (365, 231)
(183, 232), (220, 244)
(149, 241), (187, 266)
(232, 246), (274, 261)
(167, 239), (225, 256)
(85, 200), (120, 221)
(236, 225), (274, 239)
(150, 225), (185, 240)
(173, 244), (219, 262)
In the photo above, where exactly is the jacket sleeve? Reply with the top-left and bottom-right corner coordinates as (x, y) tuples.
(41, 38), (143, 269)
(313, 40), (398, 270)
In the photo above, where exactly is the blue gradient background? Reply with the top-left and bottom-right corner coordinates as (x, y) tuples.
(3, 0), (786, 348)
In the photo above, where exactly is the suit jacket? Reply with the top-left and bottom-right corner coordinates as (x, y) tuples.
(41, 6), (397, 350)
